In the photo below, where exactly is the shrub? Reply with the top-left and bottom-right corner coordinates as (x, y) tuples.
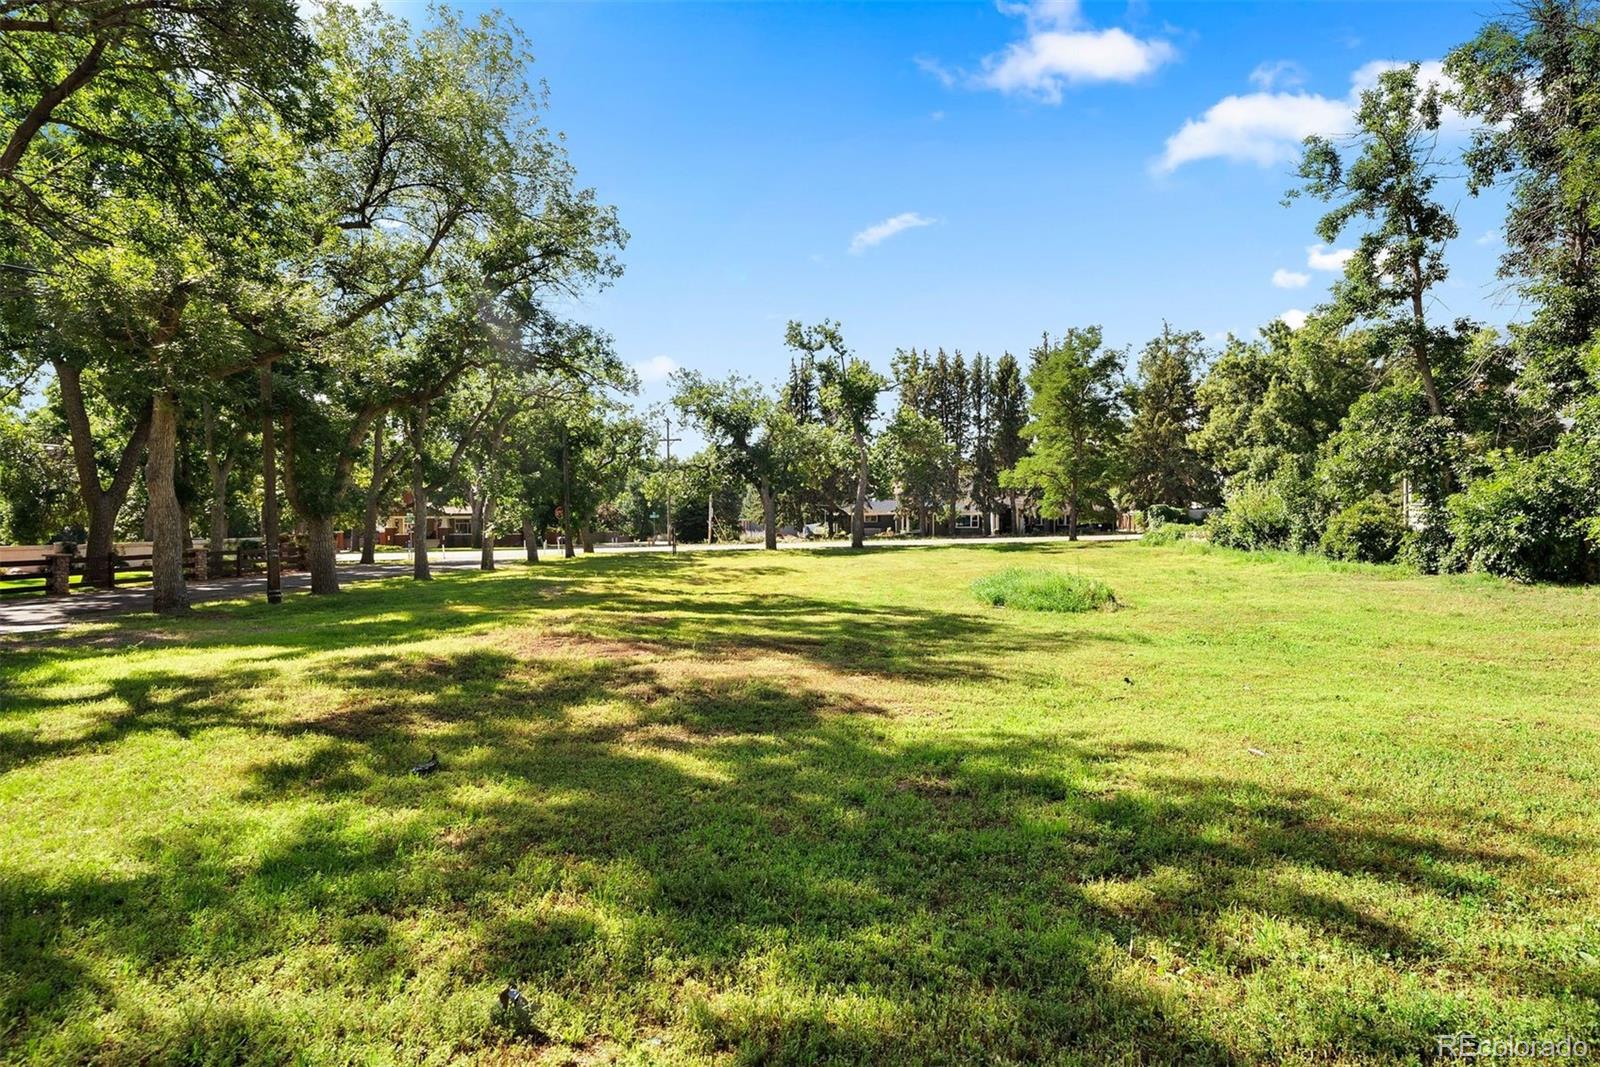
(970, 568), (1116, 612)
(1140, 524), (1189, 546)
(1445, 448), (1599, 583)
(1319, 494), (1407, 563)
(1208, 472), (1327, 552)
(1144, 504), (1193, 528)
(1206, 481), (1290, 550)
(1397, 522), (1453, 574)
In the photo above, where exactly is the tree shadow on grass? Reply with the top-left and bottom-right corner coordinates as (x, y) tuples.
(4, 558), (1595, 1061)
(9, 641), (1589, 1063)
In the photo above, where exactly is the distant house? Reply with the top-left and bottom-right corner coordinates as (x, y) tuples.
(379, 505), (481, 549)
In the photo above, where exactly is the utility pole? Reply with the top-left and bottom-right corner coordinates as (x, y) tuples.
(662, 412), (679, 554)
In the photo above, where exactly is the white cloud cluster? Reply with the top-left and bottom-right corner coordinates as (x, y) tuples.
(633, 355), (679, 384)
(1272, 268), (1310, 289)
(923, 0), (1176, 104)
(1157, 58), (1459, 173)
(1306, 243), (1354, 271)
(1279, 308), (1309, 330)
(850, 212), (937, 254)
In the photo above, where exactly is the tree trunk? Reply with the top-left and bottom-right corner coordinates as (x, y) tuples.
(469, 486), (483, 549)
(1068, 472), (1080, 541)
(851, 432), (867, 549)
(361, 416), (385, 565)
(305, 514), (339, 593)
(208, 464), (231, 552)
(560, 430), (576, 559)
(523, 519), (539, 563)
(479, 491), (496, 571)
(201, 399), (232, 554)
(1410, 269), (1444, 419)
(54, 360), (151, 587)
(410, 404), (431, 581)
(147, 392), (189, 614)
(581, 524), (594, 554)
(759, 476), (777, 550)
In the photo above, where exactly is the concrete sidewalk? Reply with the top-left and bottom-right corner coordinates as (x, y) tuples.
(0, 563), (427, 635)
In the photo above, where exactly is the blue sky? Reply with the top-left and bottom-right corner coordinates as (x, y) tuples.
(470, 1), (1516, 409)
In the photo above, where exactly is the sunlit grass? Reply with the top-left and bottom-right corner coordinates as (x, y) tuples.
(2, 542), (1598, 1064)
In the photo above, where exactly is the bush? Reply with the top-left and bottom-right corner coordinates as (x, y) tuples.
(1208, 472), (1326, 552)
(1144, 504), (1193, 528)
(970, 568), (1116, 612)
(1397, 522), (1453, 574)
(1206, 481), (1290, 550)
(1446, 448), (1598, 583)
(1319, 494), (1407, 563)
(1140, 524), (1189, 546)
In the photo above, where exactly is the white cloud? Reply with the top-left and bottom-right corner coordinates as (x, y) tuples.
(633, 355), (678, 384)
(1158, 58), (1461, 173)
(930, 110), (946, 122)
(850, 212), (937, 254)
(1306, 243), (1354, 271)
(979, 27), (1177, 101)
(914, 55), (958, 88)
(1272, 268), (1310, 289)
(1475, 229), (1501, 246)
(922, 0), (1176, 104)
(1279, 308), (1309, 330)
(1158, 91), (1351, 172)
(1249, 60), (1305, 91)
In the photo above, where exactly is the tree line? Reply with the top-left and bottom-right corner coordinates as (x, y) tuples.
(679, 2), (1600, 583)
(3, 1), (1598, 603)
(0, 0), (637, 611)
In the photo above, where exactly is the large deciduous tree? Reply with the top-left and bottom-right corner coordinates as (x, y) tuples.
(1448, 0), (1600, 421)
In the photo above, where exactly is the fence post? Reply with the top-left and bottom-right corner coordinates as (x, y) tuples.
(190, 546), (208, 581)
(44, 553), (71, 596)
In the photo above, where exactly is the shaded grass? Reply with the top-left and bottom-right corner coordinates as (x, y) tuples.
(971, 566), (1116, 612)
(1, 542), (1598, 1064)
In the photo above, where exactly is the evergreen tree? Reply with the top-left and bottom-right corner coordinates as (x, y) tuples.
(1002, 328), (1126, 540)
(991, 352), (1029, 533)
(1124, 324), (1214, 510)
(968, 354), (999, 533)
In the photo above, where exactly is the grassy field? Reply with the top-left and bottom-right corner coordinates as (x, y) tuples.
(2, 541), (1598, 1065)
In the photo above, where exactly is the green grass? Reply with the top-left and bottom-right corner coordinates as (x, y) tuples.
(2, 542), (1598, 1064)
(970, 566), (1116, 612)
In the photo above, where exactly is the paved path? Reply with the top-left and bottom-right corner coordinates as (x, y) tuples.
(2, 534), (1135, 636)
(0, 563), (429, 636)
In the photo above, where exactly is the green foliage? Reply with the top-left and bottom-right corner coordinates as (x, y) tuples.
(969, 566), (1116, 612)
(1123, 323), (1213, 510)
(1448, 0), (1600, 414)
(1445, 445), (1600, 582)
(1192, 322), (1374, 486)
(1001, 327), (1125, 537)
(1143, 504), (1192, 527)
(1207, 472), (1325, 553)
(1139, 523), (1190, 546)
(1319, 494), (1407, 563)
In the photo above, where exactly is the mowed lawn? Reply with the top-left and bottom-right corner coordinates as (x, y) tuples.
(2, 543), (1598, 1065)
